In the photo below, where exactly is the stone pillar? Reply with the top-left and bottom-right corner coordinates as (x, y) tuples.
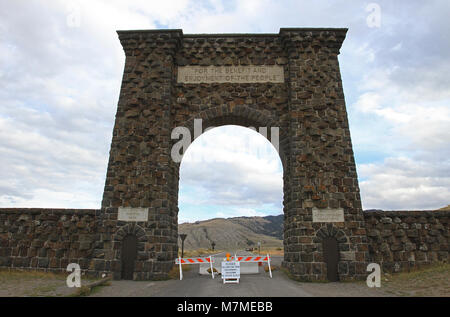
(101, 30), (183, 279)
(280, 28), (369, 281)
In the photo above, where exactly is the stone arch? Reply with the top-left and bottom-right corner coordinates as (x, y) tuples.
(112, 224), (147, 280)
(175, 109), (286, 250)
(314, 224), (348, 282)
(113, 223), (146, 242)
(172, 103), (288, 241)
(100, 28), (370, 281)
(173, 104), (288, 252)
(314, 223), (348, 244)
(179, 103), (288, 168)
(113, 224), (146, 261)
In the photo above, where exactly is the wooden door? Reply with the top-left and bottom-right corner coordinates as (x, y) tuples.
(121, 235), (138, 280)
(323, 237), (339, 282)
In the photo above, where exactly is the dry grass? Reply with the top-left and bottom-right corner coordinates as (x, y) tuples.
(252, 247), (284, 256)
(0, 269), (66, 281)
(0, 269), (100, 297)
(381, 262), (450, 296)
(70, 281), (111, 297)
(264, 265), (278, 272)
(168, 264), (192, 280)
(178, 248), (223, 257)
(0, 269), (66, 296)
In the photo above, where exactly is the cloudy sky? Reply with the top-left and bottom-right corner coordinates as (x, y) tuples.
(0, 0), (449, 222)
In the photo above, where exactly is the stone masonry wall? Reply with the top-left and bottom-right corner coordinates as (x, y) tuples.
(100, 28), (370, 281)
(0, 208), (176, 280)
(0, 208), (100, 276)
(364, 210), (449, 272)
(278, 28), (369, 281)
(1, 208), (448, 279)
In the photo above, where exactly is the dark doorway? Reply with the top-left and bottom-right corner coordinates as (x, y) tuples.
(121, 235), (138, 280)
(323, 237), (339, 282)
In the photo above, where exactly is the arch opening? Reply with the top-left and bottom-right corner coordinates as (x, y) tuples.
(176, 124), (285, 254)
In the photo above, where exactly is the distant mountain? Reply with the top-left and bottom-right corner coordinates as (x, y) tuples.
(178, 215), (283, 251)
(179, 206), (450, 250)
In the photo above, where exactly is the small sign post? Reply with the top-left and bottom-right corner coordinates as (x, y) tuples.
(179, 234), (187, 258)
(209, 255), (214, 279)
(267, 253), (272, 278)
(178, 256), (183, 281)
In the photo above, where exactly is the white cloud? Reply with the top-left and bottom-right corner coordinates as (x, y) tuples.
(391, 42), (402, 51)
(215, 207), (267, 219)
(355, 42), (376, 63)
(353, 53), (450, 210)
(0, 0), (449, 213)
(179, 126), (283, 209)
(359, 157), (450, 210)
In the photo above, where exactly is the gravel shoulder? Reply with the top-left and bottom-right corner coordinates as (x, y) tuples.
(91, 261), (449, 297)
(91, 265), (388, 297)
(2, 263), (447, 297)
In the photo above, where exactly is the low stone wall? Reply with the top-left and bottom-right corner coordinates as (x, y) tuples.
(364, 210), (449, 272)
(1, 208), (449, 279)
(0, 208), (175, 280)
(0, 208), (101, 276)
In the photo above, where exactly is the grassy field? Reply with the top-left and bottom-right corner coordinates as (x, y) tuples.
(178, 248), (224, 257)
(0, 269), (101, 297)
(179, 247), (284, 257)
(251, 247), (284, 256)
(381, 262), (450, 296)
(2, 261), (447, 297)
(168, 264), (193, 280)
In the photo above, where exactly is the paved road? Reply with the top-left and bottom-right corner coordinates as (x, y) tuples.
(92, 251), (390, 297)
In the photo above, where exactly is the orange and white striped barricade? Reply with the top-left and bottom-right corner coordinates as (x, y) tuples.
(175, 256), (215, 280)
(233, 254), (272, 278)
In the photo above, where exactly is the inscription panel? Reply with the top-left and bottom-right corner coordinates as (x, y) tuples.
(177, 65), (284, 84)
(118, 207), (148, 222)
(312, 208), (345, 223)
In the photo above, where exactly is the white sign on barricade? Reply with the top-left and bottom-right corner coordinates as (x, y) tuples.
(222, 261), (240, 284)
